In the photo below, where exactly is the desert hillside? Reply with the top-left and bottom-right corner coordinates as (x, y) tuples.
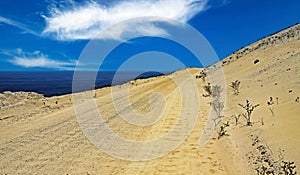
(203, 23), (300, 174)
(0, 24), (299, 174)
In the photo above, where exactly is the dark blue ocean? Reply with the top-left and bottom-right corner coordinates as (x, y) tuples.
(0, 71), (164, 97)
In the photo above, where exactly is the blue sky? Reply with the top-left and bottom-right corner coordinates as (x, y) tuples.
(0, 0), (299, 72)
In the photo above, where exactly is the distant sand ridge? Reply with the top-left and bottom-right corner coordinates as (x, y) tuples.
(0, 24), (299, 174)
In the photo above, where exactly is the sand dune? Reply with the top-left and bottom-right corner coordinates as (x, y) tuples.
(0, 24), (299, 174)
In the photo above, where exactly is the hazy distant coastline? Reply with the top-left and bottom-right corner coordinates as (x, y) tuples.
(0, 71), (165, 97)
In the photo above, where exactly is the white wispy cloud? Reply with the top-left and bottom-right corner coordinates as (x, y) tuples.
(4, 49), (77, 70)
(0, 16), (40, 36)
(42, 0), (209, 40)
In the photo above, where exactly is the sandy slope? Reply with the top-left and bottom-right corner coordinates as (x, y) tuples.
(0, 24), (299, 174)
(0, 69), (228, 175)
(209, 24), (300, 174)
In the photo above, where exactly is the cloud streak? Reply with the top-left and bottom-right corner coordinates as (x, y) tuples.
(0, 16), (40, 36)
(42, 0), (208, 40)
(5, 49), (77, 70)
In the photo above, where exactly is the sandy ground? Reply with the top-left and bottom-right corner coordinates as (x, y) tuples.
(0, 24), (299, 174)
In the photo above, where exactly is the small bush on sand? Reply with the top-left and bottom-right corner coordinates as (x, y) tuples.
(239, 99), (259, 126)
(218, 121), (229, 139)
(211, 85), (224, 126)
(230, 80), (241, 95)
(203, 84), (223, 98)
(203, 83), (212, 97)
(212, 98), (224, 119)
(212, 85), (222, 98)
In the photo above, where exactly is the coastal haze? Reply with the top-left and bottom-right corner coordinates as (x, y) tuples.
(0, 71), (165, 96)
(0, 24), (299, 174)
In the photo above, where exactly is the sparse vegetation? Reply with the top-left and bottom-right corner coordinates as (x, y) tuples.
(217, 121), (230, 139)
(203, 83), (212, 97)
(269, 107), (275, 116)
(254, 59), (260, 64)
(267, 97), (275, 116)
(203, 84), (223, 98)
(233, 114), (241, 125)
(211, 98), (224, 126)
(196, 70), (207, 81)
(204, 84), (224, 126)
(251, 135), (259, 146)
(212, 98), (224, 117)
(230, 80), (241, 95)
(267, 97), (274, 105)
(281, 161), (297, 175)
(212, 85), (222, 98)
(248, 135), (298, 175)
(239, 100), (259, 126)
(94, 85), (100, 90)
